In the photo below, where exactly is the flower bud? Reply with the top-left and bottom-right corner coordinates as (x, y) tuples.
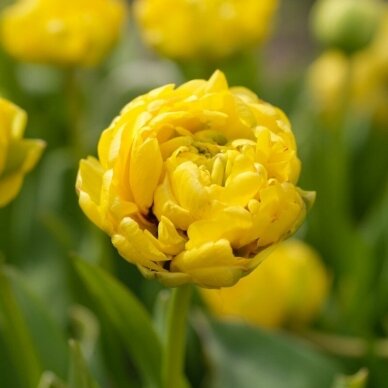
(76, 71), (314, 288)
(311, 0), (382, 54)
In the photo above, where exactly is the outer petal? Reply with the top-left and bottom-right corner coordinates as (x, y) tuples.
(0, 139), (45, 207)
(0, 97), (27, 140)
(251, 182), (306, 247)
(137, 265), (192, 287)
(3, 139), (45, 175)
(112, 217), (168, 270)
(129, 136), (163, 213)
(171, 239), (250, 288)
(76, 157), (106, 230)
(0, 174), (23, 207)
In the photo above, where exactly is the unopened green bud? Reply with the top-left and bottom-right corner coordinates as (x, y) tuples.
(311, 0), (383, 54)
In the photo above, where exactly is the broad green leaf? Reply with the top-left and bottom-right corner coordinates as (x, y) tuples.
(332, 369), (368, 388)
(6, 267), (69, 379)
(68, 340), (100, 388)
(0, 328), (22, 388)
(74, 258), (163, 388)
(196, 316), (339, 388)
(0, 266), (42, 388)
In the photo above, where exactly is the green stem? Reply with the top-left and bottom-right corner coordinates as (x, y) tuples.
(163, 284), (192, 388)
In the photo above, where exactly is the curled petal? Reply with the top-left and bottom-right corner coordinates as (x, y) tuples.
(171, 239), (250, 288)
(112, 217), (167, 270)
(153, 176), (195, 230)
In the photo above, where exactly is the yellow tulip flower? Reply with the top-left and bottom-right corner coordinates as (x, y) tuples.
(76, 71), (313, 288)
(201, 240), (329, 328)
(1, 0), (127, 67)
(0, 98), (45, 207)
(134, 0), (278, 60)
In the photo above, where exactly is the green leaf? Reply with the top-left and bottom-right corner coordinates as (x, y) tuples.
(74, 258), (163, 388)
(196, 316), (339, 388)
(6, 267), (69, 378)
(332, 369), (368, 388)
(68, 340), (100, 388)
(0, 266), (42, 388)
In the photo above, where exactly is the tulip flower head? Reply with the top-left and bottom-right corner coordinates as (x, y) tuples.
(134, 0), (278, 60)
(201, 240), (329, 327)
(1, 0), (127, 67)
(0, 98), (45, 207)
(76, 71), (314, 288)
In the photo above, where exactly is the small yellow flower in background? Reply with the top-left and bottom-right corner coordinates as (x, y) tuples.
(308, 9), (388, 127)
(134, 0), (278, 60)
(0, 98), (45, 207)
(307, 50), (348, 121)
(1, 0), (127, 67)
(201, 240), (329, 328)
(76, 71), (313, 288)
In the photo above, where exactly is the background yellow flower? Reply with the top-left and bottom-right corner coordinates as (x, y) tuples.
(308, 10), (388, 127)
(134, 0), (278, 60)
(201, 239), (329, 328)
(76, 71), (313, 288)
(1, 0), (127, 66)
(0, 98), (45, 207)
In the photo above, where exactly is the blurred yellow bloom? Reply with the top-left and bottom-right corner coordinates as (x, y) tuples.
(134, 0), (278, 60)
(1, 0), (127, 67)
(0, 98), (45, 207)
(201, 240), (329, 328)
(76, 71), (313, 288)
(308, 10), (388, 127)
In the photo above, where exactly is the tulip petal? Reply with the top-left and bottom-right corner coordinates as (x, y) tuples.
(137, 265), (192, 287)
(0, 97), (26, 140)
(153, 177), (195, 230)
(112, 217), (167, 271)
(0, 174), (23, 207)
(157, 216), (186, 255)
(187, 207), (252, 249)
(170, 161), (210, 218)
(205, 70), (229, 93)
(76, 157), (106, 229)
(222, 171), (264, 207)
(77, 157), (104, 204)
(172, 239), (250, 288)
(0, 139), (45, 207)
(2, 139), (45, 176)
(129, 136), (163, 213)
